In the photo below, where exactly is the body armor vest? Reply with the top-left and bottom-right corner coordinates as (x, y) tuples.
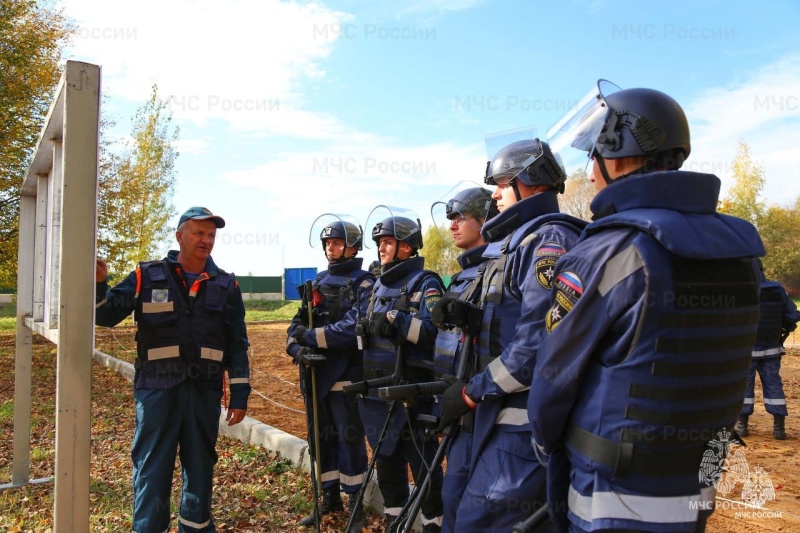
(566, 203), (762, 490)
(476, 214), (583, 372)
(363, 256), (440, 385)
(135, 260), (236, 388)
(309, 257), (372, 392)
(433, 245), (488, 378)
(755, 282), (786, 350)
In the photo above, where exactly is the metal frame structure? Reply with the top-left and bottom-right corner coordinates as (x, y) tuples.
(1, 60), (100, 532)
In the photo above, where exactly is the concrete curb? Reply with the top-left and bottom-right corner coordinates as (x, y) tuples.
(91, 349), (392, 519)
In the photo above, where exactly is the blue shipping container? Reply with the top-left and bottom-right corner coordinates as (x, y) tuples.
(284, 267), (318, 300)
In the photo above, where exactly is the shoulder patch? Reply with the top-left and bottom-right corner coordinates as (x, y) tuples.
(360, 279), (373, 289)
(535, 258), (558, 289)
(535, 242), (567, 289)
(425, 288), (441, 298)
(424, 287), (442, 313)
(535, 242), (567, 257)
(546, 271), (583, 333)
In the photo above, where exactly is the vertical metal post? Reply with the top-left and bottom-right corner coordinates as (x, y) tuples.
(12, 195), (36, 485)
(52, 60), (100, 533)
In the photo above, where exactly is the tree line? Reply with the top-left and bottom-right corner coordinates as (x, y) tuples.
(0, 0), (178, 287)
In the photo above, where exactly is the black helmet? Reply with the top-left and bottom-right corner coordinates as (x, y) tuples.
(371, 216), (423, 251)
(320, 220), (363, 250)
(485, 139), (567, 193)
(447, 187), (499, 223)
(591, 88), (690, 166)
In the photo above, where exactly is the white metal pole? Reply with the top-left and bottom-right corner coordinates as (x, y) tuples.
(52, 60), (100, 533)
(11, 195), (36, 486)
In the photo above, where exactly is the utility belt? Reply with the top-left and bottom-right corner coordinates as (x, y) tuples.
(565, 424), (729, 478)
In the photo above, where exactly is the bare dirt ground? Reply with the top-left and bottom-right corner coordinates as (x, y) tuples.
(96, 323), (800, 531)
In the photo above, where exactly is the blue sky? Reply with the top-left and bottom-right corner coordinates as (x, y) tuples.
(60, 0), (800, 276)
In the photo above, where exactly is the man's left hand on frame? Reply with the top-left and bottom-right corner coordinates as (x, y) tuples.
(226, 408), (247, 426)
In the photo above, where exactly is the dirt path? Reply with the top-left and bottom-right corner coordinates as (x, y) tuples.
(96, 322), (800, 531)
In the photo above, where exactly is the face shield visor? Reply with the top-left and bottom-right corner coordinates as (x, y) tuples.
(364, 205), (422, 250)
(309, 213), (364, 261)
(430, 180), (494, 240)
(546, 79), (622, 179)
(484, 126), (543, 187)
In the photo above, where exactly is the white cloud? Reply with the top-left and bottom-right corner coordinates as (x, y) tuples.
(174, 137), (210, 155)
(685, 53), (800, 205)
(62, 0), (352, 136)
(399, 0), (485, 16)
(221, 139), (486, 219)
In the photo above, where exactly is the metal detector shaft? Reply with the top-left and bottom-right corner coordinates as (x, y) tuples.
(344, 399), (398, 532)
(396, 328), (477, 532)
(304, 280), (322, 533)
(512, 503), (551, 533)
(348, 340), (407, 532)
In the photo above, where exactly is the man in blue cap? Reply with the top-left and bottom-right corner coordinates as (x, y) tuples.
(96, 206), (250, 533)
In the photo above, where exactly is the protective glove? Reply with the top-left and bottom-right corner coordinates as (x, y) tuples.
(371, 312), (398, 339)
(293, 346), (326, 367)
(431, 297), (483, 332)
(437, 374), (477, 432)
(291, 325), (309, 346)
(298, 306), (309, 327)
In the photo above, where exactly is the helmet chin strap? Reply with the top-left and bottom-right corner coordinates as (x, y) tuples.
(596, 154), (650, 186)
(511, 180), (522, 202)
(595, 155), (615, 186)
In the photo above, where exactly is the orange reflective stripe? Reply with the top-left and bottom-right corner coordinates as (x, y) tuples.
(188, 272), (210, 297)
(134, 268), (142, 298)
(174, 266), (187, 288)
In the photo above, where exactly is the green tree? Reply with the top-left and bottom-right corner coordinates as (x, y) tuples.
(718, 140), (766, 225)
(758, 197), (800, 291)
(97, 84), (179, 276)
(0, 0), (74, 287)
(560, 168), (594, 221)
(420, 224), (460, 277)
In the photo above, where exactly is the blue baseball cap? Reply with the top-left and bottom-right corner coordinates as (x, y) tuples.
(178, 206), (226, 228)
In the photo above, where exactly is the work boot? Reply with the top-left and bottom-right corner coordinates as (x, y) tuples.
(345, 496), (366, 532)
(773, 415), (787, 440)
(299, 488), (343, 526)
(422, 524), (442, 533)
(735, 415), (749, 437)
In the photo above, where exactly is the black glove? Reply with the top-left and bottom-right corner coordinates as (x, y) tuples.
(437, 374), (476, 431)
(371, 313), (397, 339)
(293, 346), (326, 367)
(431, 297), (483, 332)
(292, 325), (309, 345)
(292, 346), (314, 365)
(298, 305), (309, 327)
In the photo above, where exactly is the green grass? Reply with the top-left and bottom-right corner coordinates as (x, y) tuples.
(0, 399), (13, 422)
(0, 304), (14, 331)
(0, 300), (295, 329)
(244, 299), (298, 321)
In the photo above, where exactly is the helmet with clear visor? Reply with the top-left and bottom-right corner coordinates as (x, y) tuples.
(365, 205), (424, 252)
(308, 213), (364, 262)
(484, 126), (567, 193)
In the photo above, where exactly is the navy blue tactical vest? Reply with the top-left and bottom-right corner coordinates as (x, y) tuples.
(477, 209), (584, 372)
(755, 282), (786, 351)
(565, 172), (764, 492)
(309, 257), (373, 392)
(363, 256), (440, 384)
(134, 260), (236, 389)
(433, 245), (488, 378)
